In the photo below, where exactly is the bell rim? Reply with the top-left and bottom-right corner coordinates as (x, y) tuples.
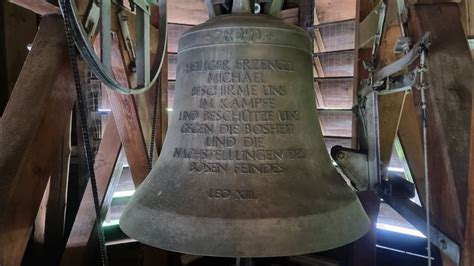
(119, 199), (371, 258)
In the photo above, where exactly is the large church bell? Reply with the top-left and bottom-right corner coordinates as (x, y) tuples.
(120, 0), (370, 257)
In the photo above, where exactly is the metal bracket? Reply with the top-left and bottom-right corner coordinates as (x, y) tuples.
(375, 71), (416, 94)
(393, 36), (412, 54)
(374, 32), (431, 81)
(118, 11), (137, 72)
(84, 1), (100, 40)
(336, 89), (381, 192)
(372, 1), (387, 59)
(331, 146), (370, 191)
(366, 91), (382, 187)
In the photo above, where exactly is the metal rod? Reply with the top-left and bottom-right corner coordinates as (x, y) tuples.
(100, 0), (112, 74)
(136, 5), (151, 87)
(419, 50), (432, 266)
(381, 196), (459, 264)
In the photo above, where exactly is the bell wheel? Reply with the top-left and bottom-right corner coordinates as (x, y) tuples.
(59, 0), (167, 94)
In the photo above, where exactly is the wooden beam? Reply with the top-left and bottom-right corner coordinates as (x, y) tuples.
(378, 91), (408, 171)
(168, 0), (207, 25)
(377, 25), (402, 66)
(465, 71), (474, 266)
(107, 34), (149, 186)
(32, 111), (72, 265)
(280, 7), (299, 25)
(32, 179), (51, 264)
(110, 6), (161, 169)
(399, 92), (465, 264)
(375, 23), (405, 167)
(315, 0), (357, 24)
(9, 0), (59, 15)
(60, 116), (122, 266)
(466, 0), (474, 37)
(0, 15), (76, 266)
(398, 93), (426, 199)
(358, 3), (380, 49)
(0, 0), (8, 114)
(407, 3), (472, 247)
(1, 1), (37, 114)
(358, 0), (379, 20)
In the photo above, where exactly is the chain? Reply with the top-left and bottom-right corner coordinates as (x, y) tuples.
(61, 1), (109, 265)
(148, 74), (161, 172)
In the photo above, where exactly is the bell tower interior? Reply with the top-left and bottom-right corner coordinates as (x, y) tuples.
(0, 0), (473, 266)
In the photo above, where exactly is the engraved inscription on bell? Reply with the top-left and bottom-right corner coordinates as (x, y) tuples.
(175, 57), (303, 178)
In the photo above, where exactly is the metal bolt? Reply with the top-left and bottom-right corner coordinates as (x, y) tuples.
(254, 3), (261, 14)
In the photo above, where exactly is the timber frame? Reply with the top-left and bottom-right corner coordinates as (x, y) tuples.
(351, 0), (474, 266)
(0, 0), (473, 266)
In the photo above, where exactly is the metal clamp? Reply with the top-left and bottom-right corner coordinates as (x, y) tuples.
(373, 32), (431, 81)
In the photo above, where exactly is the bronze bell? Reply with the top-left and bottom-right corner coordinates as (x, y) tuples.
(120, 0), (370, 257)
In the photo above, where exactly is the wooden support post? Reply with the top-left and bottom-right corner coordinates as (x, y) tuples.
(32, 112), (72, 265)
(60, 116), (122, 266)
(0, 0), (7, 114)
(107, 34), (149, 186)
(465, 77), (474, 266)
(398, 93), (426, 198)
(9, 0), (60, 15)
(0, 16), (76, 266)
(406, 3), (473, 250)
(378, 91), (408, 170)
(376, 22), (406, 170)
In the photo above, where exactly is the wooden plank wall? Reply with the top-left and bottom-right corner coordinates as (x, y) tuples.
(314, 0), (357, 150)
